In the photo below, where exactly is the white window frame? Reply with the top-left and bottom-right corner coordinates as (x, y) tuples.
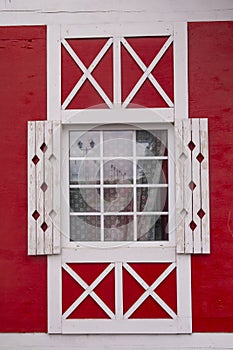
(61, 122), (176, 249)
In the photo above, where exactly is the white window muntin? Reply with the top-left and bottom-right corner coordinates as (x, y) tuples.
(61, 122), (175, 249)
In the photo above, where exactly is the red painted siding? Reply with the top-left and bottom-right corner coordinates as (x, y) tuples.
(189, 21), (233, 332)
(0, 22), (232, 334)
(0, 26), (47, 332)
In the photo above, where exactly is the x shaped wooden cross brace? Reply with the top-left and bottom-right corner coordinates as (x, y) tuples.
(62, 38), (113, 109)
(62, 262), (115, 319)
(121, 36), (174, 108)
(123, 262), (177, 319)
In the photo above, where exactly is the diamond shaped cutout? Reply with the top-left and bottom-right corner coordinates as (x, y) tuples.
(190, 220), (197, 231)
(189, 181), (196, 191)
(40, 142), (48, 153)
(40, 182), (48, 192)
(188, 141), (196, 151)
(32, 210), (40, 221)
(196, 153), (204, 163)
(32, 155), (40, 165)
(197, 208), (205, 219)
(41, 222), (48, 232)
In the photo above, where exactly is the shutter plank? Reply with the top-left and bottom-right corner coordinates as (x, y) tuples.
(28, 122), (37, 255)
(44, 121), (53, 254)
(192, 119), (202, 253)
(200, 118), (210, 253)
(182, 119), (193, 254)
(36, 121), (45, 255)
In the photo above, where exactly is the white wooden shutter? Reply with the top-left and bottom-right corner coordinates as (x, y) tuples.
(28, 121), (61, 255)
(175, 118), (210, 254)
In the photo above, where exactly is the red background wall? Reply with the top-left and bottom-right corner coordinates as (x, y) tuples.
(0, 22), (232, 332)
(0, 26), (47, 332)
(189, 21), (233, 332)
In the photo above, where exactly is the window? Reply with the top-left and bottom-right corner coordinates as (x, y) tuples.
(63, 124), (175, 246)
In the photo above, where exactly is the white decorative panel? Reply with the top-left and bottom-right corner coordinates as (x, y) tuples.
(28, 121), (61, 255)
(175, 118), (210, 254)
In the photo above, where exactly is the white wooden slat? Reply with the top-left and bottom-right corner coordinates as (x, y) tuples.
(182, 119), (193, 254)
(121, 38), (174, 107)
(200, 118), (210, 253)
(191, 119), (202, 253)
(175, 119), (185, 253)
(61, 39), (113, 109)
(122, 35), (174, 108)
(36, 121), (45, 255)
(115, 262), (123, 320)
(51, 121), (61, 254)
(44, 121), (53, 255)
(28, 122), (37, 255)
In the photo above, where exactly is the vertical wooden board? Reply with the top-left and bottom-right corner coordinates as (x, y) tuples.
(48, 255), (62, 333)
(28, 122), (37, 255)
(52, 121), (61, 254)
(47, 25), (61, 121)
(175, 119), (185, 253)
(174, 22), (188, 119)
(44, 121), (53, 254)
(191, 119), (202, 253)
(176, 254), (192, 333)
(115, 262), (123, 320)
(113, 37), (121, 106)
(182, 119), (193, 253)
(200, 118), (210, 253)
(36, 121), (45, 255)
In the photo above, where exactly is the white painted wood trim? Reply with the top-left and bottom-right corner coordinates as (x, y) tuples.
(61, 108), (174, 124)
(61, 23), (173, 38)
(0, 332), (233, 349)
(48, 254), (62, 333)
(174, 22), (188, 120)
(47, 25), (61, 121)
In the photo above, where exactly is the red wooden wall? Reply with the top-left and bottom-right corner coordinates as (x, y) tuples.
(189, 21), (233, 332)
(0, 26), (47, 332)
(0, 22), (232, 332)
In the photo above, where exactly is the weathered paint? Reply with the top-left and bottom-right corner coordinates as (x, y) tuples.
(0, 26), (47, 332)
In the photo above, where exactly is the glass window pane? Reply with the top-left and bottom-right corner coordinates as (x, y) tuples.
(136, 160), (168, 184)
(70, 160), (100, 185)
(137, 188), (168, 212)
(103, 159), (133, 184)
(137, 215), (168, 241)
(70, 131), (100, 157)
(103, 131), (133, 157)
(70, 188), (100, 212)
(104, 187), (133, 212)
(104, 215), (134, 241)
(136, 130), (167, 157)
(70, 215), (101, 241)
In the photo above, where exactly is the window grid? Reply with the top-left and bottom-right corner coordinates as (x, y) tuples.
(69, 130), (169, 242)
